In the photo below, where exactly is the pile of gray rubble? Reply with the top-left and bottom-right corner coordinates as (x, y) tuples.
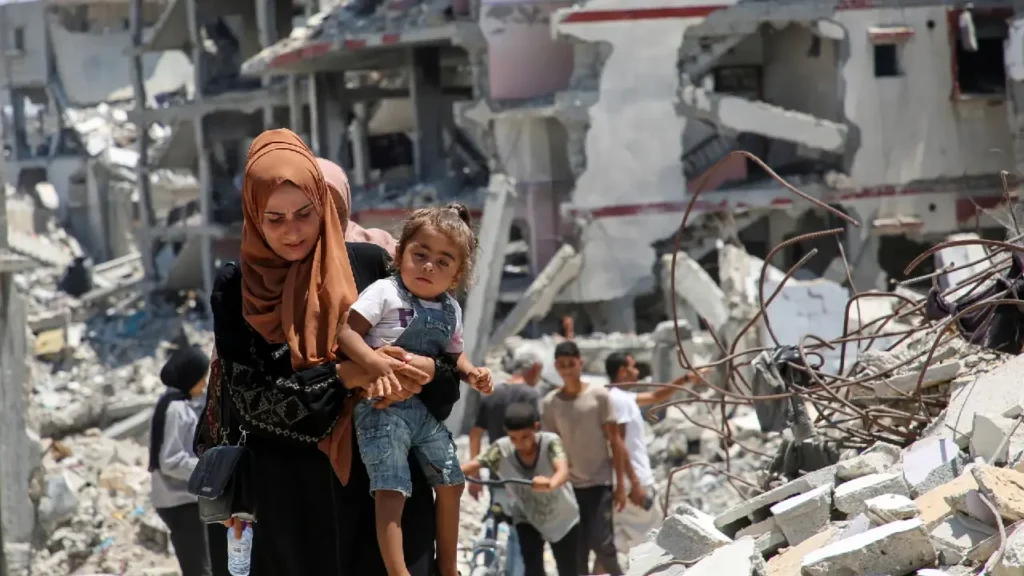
(626, 349), (1024, 576)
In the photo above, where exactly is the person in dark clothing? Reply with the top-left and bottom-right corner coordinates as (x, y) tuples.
(150, 346), (226, 576)
(193, 131), (461, 576)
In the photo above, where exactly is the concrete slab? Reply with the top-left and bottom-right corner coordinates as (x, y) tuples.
(945, 355), (1024, 444)
(765, 526), (838, 576)
(865, 493), (918, 524)
(928, 513), (996, 565)
(769, 483), (832, 545)
(656, 512), (732, 562)
(801, 518), (937, 576)
(970, 413), (1024, 464)
(685, 536), (766, 576)
(915, 470), (979, 531)
(834, 472), (910, 517)
(972, 464), (1024, 522)
(903, 437), (966, 498)
(715, 465), (836, 531)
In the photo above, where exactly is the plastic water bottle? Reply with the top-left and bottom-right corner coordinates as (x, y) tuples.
(226, 524), (253, 576)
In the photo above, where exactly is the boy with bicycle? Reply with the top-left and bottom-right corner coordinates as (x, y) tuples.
(461, 403), (580, 576)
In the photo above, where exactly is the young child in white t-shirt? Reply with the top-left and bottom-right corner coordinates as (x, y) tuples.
(336, 202), (493, 576)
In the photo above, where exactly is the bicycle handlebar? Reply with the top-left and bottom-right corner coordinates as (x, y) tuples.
(465, 477), (533, 487)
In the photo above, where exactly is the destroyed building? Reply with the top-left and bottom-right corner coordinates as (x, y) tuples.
(236, 0), (1024, 431)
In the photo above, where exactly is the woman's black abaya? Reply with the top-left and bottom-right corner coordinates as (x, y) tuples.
(197, 243), (458, 575)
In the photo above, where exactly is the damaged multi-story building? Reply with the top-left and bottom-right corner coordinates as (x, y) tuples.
(238, 0), (1024, 429)
(242, 0), (1023, 329)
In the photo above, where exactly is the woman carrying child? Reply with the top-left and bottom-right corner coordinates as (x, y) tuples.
(195, 130), (466, 575)
(336, 202), (494, 576)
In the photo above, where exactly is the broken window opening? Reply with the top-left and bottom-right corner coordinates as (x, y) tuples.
(873, 44), (900, 77)
(12, 27), (25, 53)
(953, 11), (1008, 97)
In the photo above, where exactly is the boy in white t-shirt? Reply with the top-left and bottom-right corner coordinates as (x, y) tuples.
(336, 203), (492, 576)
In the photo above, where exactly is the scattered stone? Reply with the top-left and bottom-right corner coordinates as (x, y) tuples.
(769, 483), (832, 545)
(946, 355), (1024, 444)
(903, 437), (967, 497)
(685, 536), (766, 576)
(916, 471), (978, 530)
(736, 517), (786, 554)
(970, 413), (1024, 464)
(765, 526), (838, 576)
(655, 511), (732, 562)
(836, 442), (900, 481)
(928, 513), (996, 564)
(800, 518), (937, 576)
(833, 472), (909, 517)
(714, 465), (836, 533)
(625, 542), (679, 576)
(971, 464), (1024, 521)
(864, 493), (918, 524)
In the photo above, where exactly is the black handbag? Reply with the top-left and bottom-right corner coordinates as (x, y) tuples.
(187, 361), (257, 524)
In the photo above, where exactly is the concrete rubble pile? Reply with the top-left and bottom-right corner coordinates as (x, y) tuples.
(4, 219), (214, 574)
(606, 239), (1024, 575)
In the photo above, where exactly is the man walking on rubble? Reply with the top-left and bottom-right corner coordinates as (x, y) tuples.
(604, 352), (706, 563)
(543, 341), (627, 575)
(466, 345), (545, 576)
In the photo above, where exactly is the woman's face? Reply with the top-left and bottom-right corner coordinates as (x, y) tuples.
(261, 182), (321, 262)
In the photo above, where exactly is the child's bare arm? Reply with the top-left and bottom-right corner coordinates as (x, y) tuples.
(454, 352), (475, 377)
(337, 312), (394, 379)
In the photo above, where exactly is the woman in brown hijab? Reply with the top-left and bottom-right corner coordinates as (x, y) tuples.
(194, 129), (463, 575)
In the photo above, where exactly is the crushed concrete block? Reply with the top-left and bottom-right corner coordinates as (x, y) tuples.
(916, 471), (978, 530)
(626, 541), (678, 576)
(972, 464), (1024, 521)
(834, 472), (909, 517)
(946, 488), (1001, 526)
(736, 517), (787, 554)
(946, 355), (1024, 444)
(928, 513), (996, 564)
(837, 514), (872, 540)
(765, 526), (838, 576)
(865, 493), (918, 524)
(769, 484), (832, 545)
(800, 518), (937, 576)
(971, 413), (1024, 464)
(903, 437), (967, 498)
(655, 512), (732, 562)
(836, 442), (901, 481)
(715, 465), (836, 532)
(685, 536), (766, 576)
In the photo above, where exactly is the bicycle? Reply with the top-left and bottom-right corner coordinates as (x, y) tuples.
(462, 476), (533, 576)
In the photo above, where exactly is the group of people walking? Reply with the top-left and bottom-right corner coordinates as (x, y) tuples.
(464, 344), (691, 576)
(147, 127), (695, 576)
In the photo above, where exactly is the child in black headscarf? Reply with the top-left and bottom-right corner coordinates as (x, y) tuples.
(150, 345), (224, 576)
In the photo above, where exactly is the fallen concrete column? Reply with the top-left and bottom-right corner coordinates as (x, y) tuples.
(661, 251), (726, 330)
(677, 77), (847, 155)
(488, 243), (582, 348)
(103, 408), (155, 440)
